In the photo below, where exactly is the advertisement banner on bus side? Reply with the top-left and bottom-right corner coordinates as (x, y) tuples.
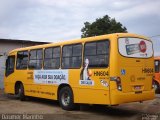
(34, 70), (68, 85)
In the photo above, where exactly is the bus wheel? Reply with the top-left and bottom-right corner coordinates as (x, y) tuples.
(58, 86), (75, 110)
(153, 81), (160, 94)
(18, 84), (25, 101)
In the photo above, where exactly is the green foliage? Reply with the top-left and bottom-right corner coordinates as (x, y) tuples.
(81, 15), (127, 38)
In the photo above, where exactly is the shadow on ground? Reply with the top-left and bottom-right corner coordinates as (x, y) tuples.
(1, 89), (156, 120)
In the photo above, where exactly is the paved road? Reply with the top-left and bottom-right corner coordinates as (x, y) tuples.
(0, 90), (159, 120)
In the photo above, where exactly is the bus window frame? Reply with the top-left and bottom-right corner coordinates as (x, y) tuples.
(83, 39), (110, 69)
(16, 50), (29, 70)
(28, 48), (43, 70)
(61, 43), (82, 69)
(44, 46), (61, 69)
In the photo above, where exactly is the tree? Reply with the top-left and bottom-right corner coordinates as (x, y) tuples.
(81, 15), (127, 38)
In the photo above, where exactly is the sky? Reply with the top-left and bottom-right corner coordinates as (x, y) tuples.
(0, 0), (160, 56)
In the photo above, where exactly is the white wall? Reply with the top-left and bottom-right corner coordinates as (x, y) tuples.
(0, 55), (7, 88)
(0, 40), (45, 89)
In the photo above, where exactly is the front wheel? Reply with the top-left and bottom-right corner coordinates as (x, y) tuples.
(18, 84), (25, 101)
(58, 86), (76, 110)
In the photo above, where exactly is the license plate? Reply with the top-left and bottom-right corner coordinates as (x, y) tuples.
(134, 86), (141, 90)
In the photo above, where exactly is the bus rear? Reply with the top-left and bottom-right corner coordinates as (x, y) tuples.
(110, 35), (155, 105)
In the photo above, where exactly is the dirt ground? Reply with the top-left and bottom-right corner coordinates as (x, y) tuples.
(0, 89), (159, 120)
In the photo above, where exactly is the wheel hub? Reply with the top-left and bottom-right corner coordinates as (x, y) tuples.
(61, 92), (70, 106)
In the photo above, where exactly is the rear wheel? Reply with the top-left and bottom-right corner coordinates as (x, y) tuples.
(17, 84), (25, 101)
(153, 81), (160, 94)
(58, 86), (76, 110)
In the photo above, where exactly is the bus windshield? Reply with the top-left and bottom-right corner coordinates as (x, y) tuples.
(118, 37), (153, 58)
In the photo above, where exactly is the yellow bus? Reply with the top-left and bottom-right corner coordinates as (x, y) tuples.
(4, 33), (155, 110)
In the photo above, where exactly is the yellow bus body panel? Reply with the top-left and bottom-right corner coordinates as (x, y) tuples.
(4, 33), (155, 105)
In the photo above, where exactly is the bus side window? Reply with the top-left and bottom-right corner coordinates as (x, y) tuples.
(44, 47), (60, 69)
(5, 56), (15, 77)
(62, 44), (82, 69)
(84, 40), (109, 68)
(16, 51), (28, 69)
(28, 49), (43, 69)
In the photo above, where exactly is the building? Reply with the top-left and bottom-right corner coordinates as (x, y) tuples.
(0, 39), (48, 89)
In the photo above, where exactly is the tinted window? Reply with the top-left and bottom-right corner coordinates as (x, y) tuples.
(45, 48), (52, 59)
(62, 44), (82, 68)
(6, 56), (15, 76)
(53, 47), (60, 58)
(97, 41), (108, 54)
(29, 49), (43, 69)
(63, 46), (72, 57)
(44, 47), (60, 69)
(16, 51), (28, 69)
(84, 40), (109, 67)
(30, 50), (36, 59)
(73, 44), (82, 56)
(37, 49), (43, 59)
(85, 42), (96, 55)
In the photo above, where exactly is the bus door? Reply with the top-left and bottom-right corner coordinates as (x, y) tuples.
(5, 56), (15, 77)
(4, 55), (15, 93)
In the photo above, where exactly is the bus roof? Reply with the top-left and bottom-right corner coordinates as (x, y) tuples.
(9, 33), (150, 54)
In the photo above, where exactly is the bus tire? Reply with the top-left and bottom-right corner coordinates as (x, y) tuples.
(58, 86), (75, 110)
(155, 82), (160, 94)
(155, 84), (160, 94)
(18, 84), (25, 101)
